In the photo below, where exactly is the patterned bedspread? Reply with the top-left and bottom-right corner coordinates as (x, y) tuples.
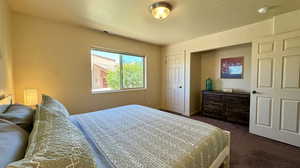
(70, 105), (228, 168)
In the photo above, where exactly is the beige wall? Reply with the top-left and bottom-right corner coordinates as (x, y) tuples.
(0, 0), (14, 97)
(199, 44), (252, 92)
(12, 13), (162, 114)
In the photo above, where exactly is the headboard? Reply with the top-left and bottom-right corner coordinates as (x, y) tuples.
(0, 95), (13, 105)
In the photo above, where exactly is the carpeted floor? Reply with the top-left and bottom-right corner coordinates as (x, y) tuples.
(191, 115), (300, 168)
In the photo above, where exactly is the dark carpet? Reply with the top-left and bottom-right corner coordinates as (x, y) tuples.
(190, 115), (300, 168)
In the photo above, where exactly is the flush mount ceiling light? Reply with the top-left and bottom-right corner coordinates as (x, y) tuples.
(150, 1), (172, 20)
(258, 7), (269, 14)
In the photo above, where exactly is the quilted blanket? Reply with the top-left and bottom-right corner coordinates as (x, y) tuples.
(71, 105), (228, 168)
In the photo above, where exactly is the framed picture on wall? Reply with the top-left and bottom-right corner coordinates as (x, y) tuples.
(220, 57), (244, 79)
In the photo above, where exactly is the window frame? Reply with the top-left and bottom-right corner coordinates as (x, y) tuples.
(91, 47), (147, 94)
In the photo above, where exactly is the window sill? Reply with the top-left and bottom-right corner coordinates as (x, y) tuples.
(91, 88), (147, 94)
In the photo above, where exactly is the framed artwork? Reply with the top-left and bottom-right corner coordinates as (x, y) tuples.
(220, 57), (244, 79)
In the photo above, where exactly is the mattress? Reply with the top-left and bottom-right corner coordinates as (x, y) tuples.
(70, 105), (228, 168)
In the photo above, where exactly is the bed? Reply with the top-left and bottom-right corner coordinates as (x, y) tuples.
(70, 105), (230, 168)
(2, 94), (230, 168)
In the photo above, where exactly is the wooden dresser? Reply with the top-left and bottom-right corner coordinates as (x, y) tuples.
(201, 91), (250, 125)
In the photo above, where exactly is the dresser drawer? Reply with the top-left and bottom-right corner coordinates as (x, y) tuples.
(202, 103), (225, 119)
(203, 94), (222, 105)
(203, 103), (223, 111)
(202, 91), (250, 125)
(226, 104), (249, 114)
(223, 96), (249, 105)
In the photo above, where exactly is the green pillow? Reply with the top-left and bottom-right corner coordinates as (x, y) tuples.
(7, 105), (96, 168)
(41, 94), (70, 117)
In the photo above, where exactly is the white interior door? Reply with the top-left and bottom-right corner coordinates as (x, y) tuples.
(250, 30), (300, 147)
(164, 50), (185, 114)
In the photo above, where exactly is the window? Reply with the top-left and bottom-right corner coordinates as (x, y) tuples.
(91, 48), (146, 93)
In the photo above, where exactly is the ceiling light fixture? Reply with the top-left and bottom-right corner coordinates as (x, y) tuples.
(258, 7), (269, 14)
(150, 1), (172, 20)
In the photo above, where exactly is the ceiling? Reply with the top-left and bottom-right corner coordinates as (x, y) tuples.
(8, 0), (300, 45)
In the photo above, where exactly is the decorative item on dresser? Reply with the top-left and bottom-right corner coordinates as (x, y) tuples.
(201, 90), (250, 125)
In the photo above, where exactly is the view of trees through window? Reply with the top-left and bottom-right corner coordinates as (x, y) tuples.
(91, 49), (145, 92)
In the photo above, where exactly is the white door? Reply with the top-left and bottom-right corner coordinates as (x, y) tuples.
(164, 50), (185, 114)
(250, 30), (300, 147)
